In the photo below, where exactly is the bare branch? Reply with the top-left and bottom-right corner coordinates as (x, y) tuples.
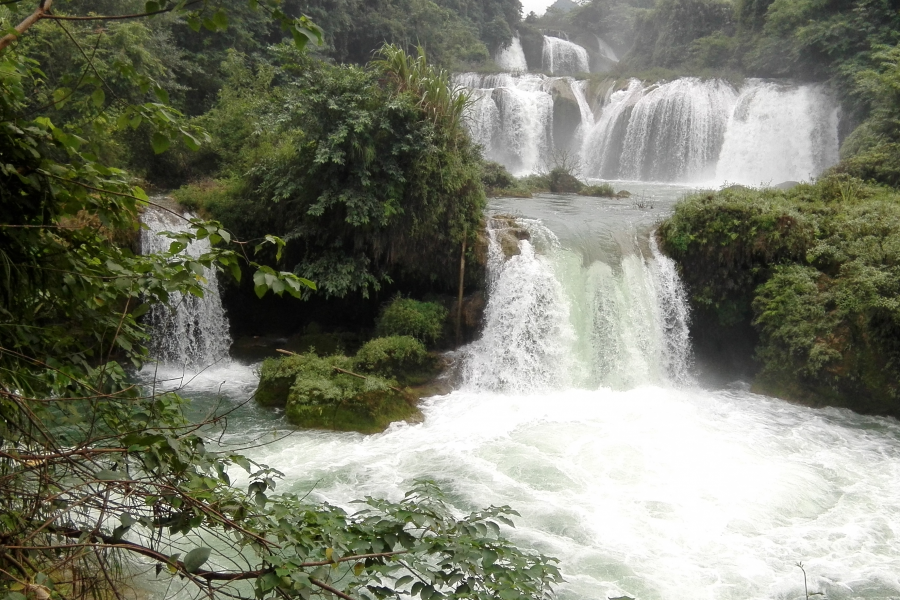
(0, 0), (53, 52)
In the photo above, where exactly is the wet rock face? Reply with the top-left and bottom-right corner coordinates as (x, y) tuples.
(491, 216), (532, 258)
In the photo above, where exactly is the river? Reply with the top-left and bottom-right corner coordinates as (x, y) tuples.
(140, 184), (900, 600)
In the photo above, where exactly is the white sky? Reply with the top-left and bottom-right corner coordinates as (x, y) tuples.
(520, 0), (558, 17)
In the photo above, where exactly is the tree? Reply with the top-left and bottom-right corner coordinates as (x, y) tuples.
(0, 5), (562, 600)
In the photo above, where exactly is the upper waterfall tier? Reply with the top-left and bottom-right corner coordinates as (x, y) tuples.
(542, 36), (590, 75)
(458, 75), (841, 185)
(494, 34), (528, 73)
(140, 207), (232, 368)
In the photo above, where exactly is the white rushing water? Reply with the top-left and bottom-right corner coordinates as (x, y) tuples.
(153, 194), (900, 600)
(458, 73), (590, 174)
(543, 36), (590, 75)
(140, 207), (231, 368)
(459, 76), (841, 185)
(495, 34), (528, 73)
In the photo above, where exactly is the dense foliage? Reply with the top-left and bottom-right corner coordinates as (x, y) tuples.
(375, 298), (449, 346)
(181, 45), (486, 300)
(659, 174), (900, 415)
(0, 4), (562, 600)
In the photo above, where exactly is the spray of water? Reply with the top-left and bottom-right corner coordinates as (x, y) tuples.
(140, 208), (232, 368)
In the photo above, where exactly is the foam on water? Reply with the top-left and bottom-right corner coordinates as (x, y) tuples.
(239, 387), (900, 600)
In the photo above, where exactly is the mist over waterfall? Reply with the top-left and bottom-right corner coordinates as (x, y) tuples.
(459, 70), (842, 184)
(140, 207), (231, 367)
(463, 217), (693, 392)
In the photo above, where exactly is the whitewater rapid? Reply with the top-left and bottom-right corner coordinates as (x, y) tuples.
(141, 191), (900, 600)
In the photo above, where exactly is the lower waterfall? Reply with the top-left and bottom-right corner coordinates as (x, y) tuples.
(140, 207), (231, 368)
(154, 196), (900, 600)
(462, 217), (692, 392)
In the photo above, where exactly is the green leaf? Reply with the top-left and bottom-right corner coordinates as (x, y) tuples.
(154, 85), (170, 105)
(151, 131), (170, 154)
(132, 186), (149, 201)
(212, 10), (228, 30)
(145, 1), (160, 13)
(91, 87), (106, 108)
(183, 547), (211, 573)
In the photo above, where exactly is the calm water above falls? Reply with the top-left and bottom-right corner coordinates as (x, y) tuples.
(143, 189), (900, 600)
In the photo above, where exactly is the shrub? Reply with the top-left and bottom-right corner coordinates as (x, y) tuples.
(376, 298), (448, 345)
(578, 183), (617, 197)
(354, 336), (432, 381)
(548, 167), (583, 193)
(481, 161), (516, 190)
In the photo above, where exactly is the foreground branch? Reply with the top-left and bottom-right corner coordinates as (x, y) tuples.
(0, 0), (52, 51)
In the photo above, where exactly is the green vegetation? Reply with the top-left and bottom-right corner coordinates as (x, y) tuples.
(281, 351), (416, 433)
(659, 173), (900, 415)
(376, 298), (449, 346)
(177, 45), (486, 300)
(578, 183), (617, 197)
(0, 3), (563, 600)
(254, 337), (440, 432)
(355, 336), (434, 382)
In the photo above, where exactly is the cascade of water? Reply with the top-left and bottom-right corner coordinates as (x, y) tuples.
(458, 73), (556, 174)
(140, 208), (232, 367)
(461, 220), (575, 392)
(649, 234), (694, 384)
(581, 79), (645, 178)
(614, 78), (737, 182)
(715, 80), (841, 185)
(569, 79), (595, 153)
(465, 218), (693, 391)
(494, 34), (528, 73)
(596, 36), (619, 63)
(460, 71), (842, 184)
(542, 36), (589, 75)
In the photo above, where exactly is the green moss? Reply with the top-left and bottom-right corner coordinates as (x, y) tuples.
(257, 351), (425, 433)
(353, 336), (437, 385)
(284, 352), (418, 433)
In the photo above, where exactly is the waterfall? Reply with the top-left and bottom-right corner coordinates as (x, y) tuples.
(495, 34), (528, 73)
(612, 78), (737, 182)
(463, 218), (693, 392)
(715, 80), (841, 185)
(596, 36), (618, 63)
(459, 73), (841, 184)
(140, 207), (232, 367)
(542, 36), (589, 75)
(458, 73), (594, 174)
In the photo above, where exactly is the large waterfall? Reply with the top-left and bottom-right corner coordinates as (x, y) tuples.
(459, 70), (841, 185)
(140, 207), (231, 368)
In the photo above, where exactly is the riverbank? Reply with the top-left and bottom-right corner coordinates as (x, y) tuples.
(658, 173), (900, 417)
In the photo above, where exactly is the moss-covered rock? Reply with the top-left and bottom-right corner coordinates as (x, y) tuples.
(256, 348), (430, 433)
(254, 352), (420, 433)
(255, 354), (310, 407)
(354, 336), (437, 385)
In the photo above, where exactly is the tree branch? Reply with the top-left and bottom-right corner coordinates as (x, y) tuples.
(0, 0), (53, 52)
